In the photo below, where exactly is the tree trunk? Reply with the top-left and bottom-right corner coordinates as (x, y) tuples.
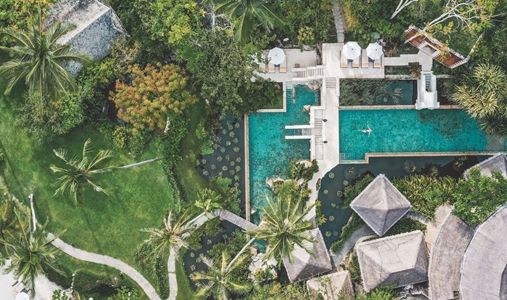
(91, 157), (163, 173)
(226, 238), (256, 272)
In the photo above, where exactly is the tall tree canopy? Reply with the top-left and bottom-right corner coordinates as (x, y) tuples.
(208, 0), (284, 44)
(0, 11), (91, 100)
(111, 63), (198, 132)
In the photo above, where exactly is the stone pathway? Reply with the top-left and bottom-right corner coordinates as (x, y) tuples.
(50, 235), (161, 300)
(332, 0), (346, 43)
(329, 226), (374, 267)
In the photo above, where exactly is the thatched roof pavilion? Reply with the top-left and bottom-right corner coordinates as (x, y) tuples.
(350, 174), (411, 236)
(283, 228), (332, 282)
(44, 0), (126, 75)
(428, 211), (474, 300)
(306, 271), (354, 300)
(356, 231), (428, 292)
(463, 153), (507, 179)
(460, 206), (507, 300)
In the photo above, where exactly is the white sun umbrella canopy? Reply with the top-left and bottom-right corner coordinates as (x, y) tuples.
(268, 47), (285, 65)
(15, 292), (29, 300)
(366, 43), (383, 60)
(343, 42), (361, 60)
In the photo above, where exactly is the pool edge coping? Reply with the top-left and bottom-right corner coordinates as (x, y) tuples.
(339, 151), (500, 164)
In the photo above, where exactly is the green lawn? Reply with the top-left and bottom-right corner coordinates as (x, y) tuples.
(0, 81), (207, 298)
(0, 94), (173, 295)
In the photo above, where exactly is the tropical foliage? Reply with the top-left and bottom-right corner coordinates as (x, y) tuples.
(339, 79), (403, 106)
(392, 174), (456, 219)
(247, 194), (315, 264)
(0, 0), (55, 30)
(208, 0), (285, 44)
(0, 10), (91, 100)
(245, 282), (310, 300)
(179, 29), (274, 117)
(195, 188), (223, 217)
(453, 63), (507, 135)
(111, 63), (198, 132)
(451, 168), (507, 225)
(0, 209), (63, 298)
(191, 251), (251, 299)
(50, 138), (114, 203)
(141, 210), (193, 258)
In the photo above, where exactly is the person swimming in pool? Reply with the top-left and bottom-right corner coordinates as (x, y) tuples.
(360, 125), (373, 137)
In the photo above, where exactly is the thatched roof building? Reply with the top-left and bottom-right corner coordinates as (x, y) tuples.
(356, 231), (428, 292)
(350, 174), (411, 236)
(463, 153), (507, 179)
(460, 206), (507, 300)
(44, 0), (126, 75)
(283, 228), (332, 282)
(428, 211), (474, 300)
(306, 271), (354, 300)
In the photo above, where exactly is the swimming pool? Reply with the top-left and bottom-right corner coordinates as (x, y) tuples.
(248, 86), (319, 222)
(339, 108), (505, 162)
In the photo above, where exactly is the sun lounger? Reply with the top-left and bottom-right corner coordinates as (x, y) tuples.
(279, 59), (287, 73)
(268, 62), (275, 73)
(340, 50), (348, 68)
(352, 56), (360, 68)
(362, 49), (369, 68)
(374, 56), (382, 68)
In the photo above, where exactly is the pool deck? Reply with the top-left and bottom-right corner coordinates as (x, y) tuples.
(250, 42), (468, 224)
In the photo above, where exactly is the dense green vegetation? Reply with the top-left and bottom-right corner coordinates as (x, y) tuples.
(1, 0), (507, 298)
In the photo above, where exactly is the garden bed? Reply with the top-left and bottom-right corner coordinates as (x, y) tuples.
(196, 115), (246, 217)
(339, 79), (417, 106)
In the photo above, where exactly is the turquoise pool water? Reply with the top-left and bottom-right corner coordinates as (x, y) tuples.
(248, 86), (319, 221)
(339, 109), (504, 161)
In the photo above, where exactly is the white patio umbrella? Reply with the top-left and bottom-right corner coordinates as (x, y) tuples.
(267, 47), (285, 65)
(366, 43), (383, 60)
(343, 42), (361, 60)
(15, 292), (29, 300)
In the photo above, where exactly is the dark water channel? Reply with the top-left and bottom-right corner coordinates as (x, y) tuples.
(318, 155), (488, 247)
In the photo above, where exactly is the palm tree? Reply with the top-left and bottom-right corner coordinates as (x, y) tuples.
(50, 138), (163, 203)
(247, 194), (316, 265)
(0, 8), (91, 100)
(1, 209), (63, 298)
(50, 138), (114, 203)
(207, 0), (284, 43)
(195, 188), (223, 217)
(453, 63), (507, 119)
(191, 241), (253, 300)
(141, 209), (193, 258)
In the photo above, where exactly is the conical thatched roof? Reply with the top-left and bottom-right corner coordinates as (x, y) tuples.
(460, 206), (507, 300)
(356, 230), (428, 292)
(350, 174), (411, 236)
(306, 271), (354, 300)
(283, 228), (332, 282)
(464, 153), (507, 179)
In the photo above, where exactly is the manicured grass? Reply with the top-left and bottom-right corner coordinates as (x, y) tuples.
(0, 94), (173, 291)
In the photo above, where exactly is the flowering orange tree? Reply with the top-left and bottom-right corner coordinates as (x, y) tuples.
(111, 63), (198, 132)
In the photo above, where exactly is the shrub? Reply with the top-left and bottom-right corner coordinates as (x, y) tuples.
(330, 212), (365, 253)
(392, 174), (456, 219)
(288, 159), (319, 181)
(343, 174), (374, 206)
(451, 168), (507, 225)
(157, 115), (188, 171)
(113, 126), (128, 148)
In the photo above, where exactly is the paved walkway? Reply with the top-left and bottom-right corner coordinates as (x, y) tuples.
(50, 235), (161, 300)
(329, 226), (374, 267)
(332, 0), (346, 43)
